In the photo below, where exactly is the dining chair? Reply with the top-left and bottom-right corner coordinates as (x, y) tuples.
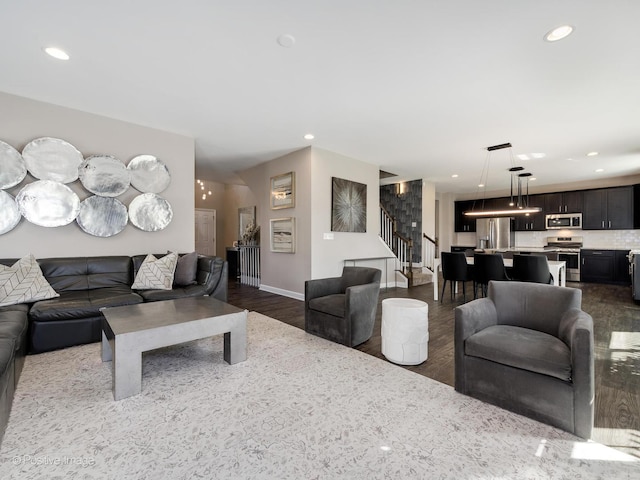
(473, 253), (510, 298)
(440, 252), (471, 303)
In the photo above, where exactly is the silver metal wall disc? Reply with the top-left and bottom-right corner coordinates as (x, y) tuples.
(77, 195), (128, 237)
(22, 137), (83, 183)
(0, 140), (27, 189)
(128, 193), (173, 231)
(79, 155), (131, 197)
(0, 191), (21, 234)
(127, 154), (171, 193)
(16, 180), (80, 227)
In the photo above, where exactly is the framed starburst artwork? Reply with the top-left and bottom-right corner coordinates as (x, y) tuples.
(331, 177), (367, 232)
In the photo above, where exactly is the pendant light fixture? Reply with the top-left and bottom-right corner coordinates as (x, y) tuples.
(464, 143), (542, 217)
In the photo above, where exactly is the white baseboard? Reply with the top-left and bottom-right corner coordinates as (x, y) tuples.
(259, 284), (305, 301)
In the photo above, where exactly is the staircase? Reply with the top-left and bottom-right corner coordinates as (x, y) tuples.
(380, 205), (437, 287)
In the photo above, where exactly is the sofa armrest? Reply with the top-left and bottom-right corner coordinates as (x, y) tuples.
(344, 282), (380, 345)
(196, 256), (228, 302)
(454, 298), (498, 392)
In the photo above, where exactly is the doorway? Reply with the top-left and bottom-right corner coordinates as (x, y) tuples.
(195, 209), (216, 256)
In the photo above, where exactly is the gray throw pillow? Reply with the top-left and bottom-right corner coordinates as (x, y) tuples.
(174, 252), (198, 286)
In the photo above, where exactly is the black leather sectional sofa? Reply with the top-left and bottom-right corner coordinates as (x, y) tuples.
(0, 253), (228, 444)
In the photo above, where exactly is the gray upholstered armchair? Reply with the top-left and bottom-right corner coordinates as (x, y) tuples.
(305, 267), (381, 347)
(454, 281), (594, 439)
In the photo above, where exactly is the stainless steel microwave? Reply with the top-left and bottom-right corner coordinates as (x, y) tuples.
(545, 213), (582, 230)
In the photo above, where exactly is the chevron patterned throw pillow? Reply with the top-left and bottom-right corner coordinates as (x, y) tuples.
(0, 254), (59, 307)
(131, 252), (179, 290)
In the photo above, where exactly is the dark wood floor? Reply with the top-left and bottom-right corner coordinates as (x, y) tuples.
(228, 278), (640, 457)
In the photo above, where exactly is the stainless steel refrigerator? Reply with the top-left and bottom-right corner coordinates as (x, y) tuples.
(475, 217), (514, 250)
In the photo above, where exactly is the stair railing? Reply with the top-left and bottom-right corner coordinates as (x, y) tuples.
(238, 245), (260, 287)
(423, 233), (438, 273)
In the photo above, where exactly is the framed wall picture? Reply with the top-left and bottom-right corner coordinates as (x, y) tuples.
(270, 172), (295, 210)
(331, 177), (367, 232)
(270, 217), (295, 253)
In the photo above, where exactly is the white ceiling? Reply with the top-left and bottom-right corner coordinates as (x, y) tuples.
(1, 1), (639, 194)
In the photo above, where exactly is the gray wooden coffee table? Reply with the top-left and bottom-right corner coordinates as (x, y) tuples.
(101, 296), (247, 400)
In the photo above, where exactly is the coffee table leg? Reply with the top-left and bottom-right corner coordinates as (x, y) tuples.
(101, 330), (112, 362)
(112, 339), (142, 401)
(223, 315), (247, 365)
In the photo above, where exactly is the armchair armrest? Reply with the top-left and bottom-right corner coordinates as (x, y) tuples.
(305, 277), (342, 305)
(454, 298), (498, 392)
(558, 308), (594, 438)
(455, 298), (498, 340)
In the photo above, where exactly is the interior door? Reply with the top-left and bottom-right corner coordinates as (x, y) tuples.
(195, 209), (216, 256)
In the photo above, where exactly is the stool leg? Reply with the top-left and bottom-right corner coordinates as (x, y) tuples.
(462, 281), (466, 303)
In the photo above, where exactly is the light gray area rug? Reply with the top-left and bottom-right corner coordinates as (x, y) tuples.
(1, 312), (638, 479)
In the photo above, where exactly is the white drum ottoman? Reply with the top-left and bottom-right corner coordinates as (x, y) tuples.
(381, 298), (429, 365)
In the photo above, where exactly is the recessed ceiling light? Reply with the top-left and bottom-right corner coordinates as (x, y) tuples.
(451, 174), (459, 178)
(478, 183), (485, 188)
(516, 154), (530, 161)
(529, 177), (537, 181)
(531, 153), (546, 159)
(544, 25), (574, 42)
(277, 34), (296, 48)
(595, 168), (604, 173)
(303, 133), (314, 140)
(586, 151), (599, 157)
(43, 46), (70, 60)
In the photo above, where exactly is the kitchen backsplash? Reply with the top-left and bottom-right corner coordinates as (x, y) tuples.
(455, 230), (640, 250)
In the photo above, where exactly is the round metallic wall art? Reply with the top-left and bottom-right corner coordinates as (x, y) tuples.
(16, 180), (81, 227)
(0, 140), (27, 190)
(79, 155), (131, 197)
(22, 137), (83, 184)
(127, 155), (171, 193)
(77, 196), (128, 237)
(0, 191), (21, 234)
(128, 193), (173, 231)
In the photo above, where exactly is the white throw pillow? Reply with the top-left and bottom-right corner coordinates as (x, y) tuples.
(131, 253), (178, 290)
(0, 254), (59, 307)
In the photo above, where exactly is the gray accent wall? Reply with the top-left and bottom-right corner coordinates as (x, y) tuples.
(380, 179), (423, 264)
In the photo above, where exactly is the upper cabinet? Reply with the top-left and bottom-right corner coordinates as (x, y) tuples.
(454, 200), (476, 232)
(514, 194), (546, 231)
(583, 186), (634, 230)
(544, 191), (583, 214)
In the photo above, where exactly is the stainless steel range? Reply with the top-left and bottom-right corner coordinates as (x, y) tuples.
(546, 236), (583, 282)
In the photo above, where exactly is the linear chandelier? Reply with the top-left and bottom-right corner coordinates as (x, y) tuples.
(464, 142), (542, 217)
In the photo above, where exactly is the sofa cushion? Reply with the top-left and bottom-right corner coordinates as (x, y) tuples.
(37, 256), (134, 292)
(132, 253), (178, 290)
(0, 254), (59, 307)
(174, 252), (198, 286)
(0, 310), (28, 349)
(309, 294), (345, 318)
(138, 284), (208, 302)
(29, 286), (143, 322)
(0, 338), (14, 379)
(465, 325), (572, 382)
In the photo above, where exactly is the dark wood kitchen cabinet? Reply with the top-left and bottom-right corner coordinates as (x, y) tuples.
(581, 249), (615, 283)
(454, 200), (476, 232)
(582, 186), (634, 230)
(514, 194), (546, 231)
(581, 249), (631, 285)
(544, 191), (583, 214)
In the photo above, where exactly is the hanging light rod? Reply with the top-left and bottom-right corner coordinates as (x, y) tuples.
(487, 142), (512, 151)
(463, 141), (542, 216)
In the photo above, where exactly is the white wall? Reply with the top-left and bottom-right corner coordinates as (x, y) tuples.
(0, 92), (195, 258)
(310, 148), (390, 280)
